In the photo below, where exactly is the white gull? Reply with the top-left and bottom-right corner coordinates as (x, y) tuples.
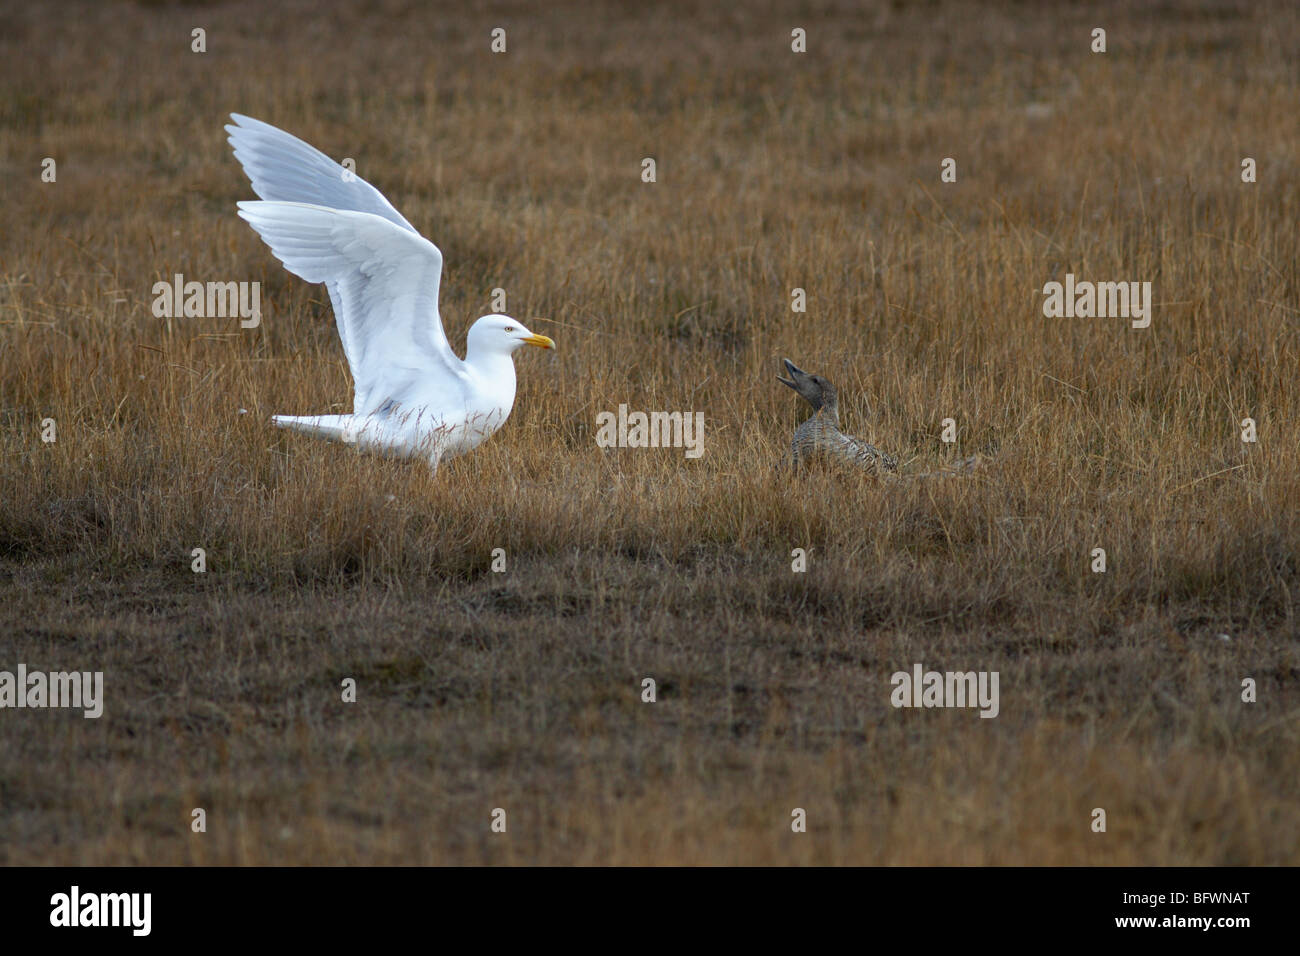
(227, 114), (555, 470)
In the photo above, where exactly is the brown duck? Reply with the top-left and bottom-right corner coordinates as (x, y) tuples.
(777, 358), (899, 473)
(777, 358), (979, 478)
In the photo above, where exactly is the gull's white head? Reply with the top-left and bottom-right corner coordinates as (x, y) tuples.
(466, 314), (556, 358)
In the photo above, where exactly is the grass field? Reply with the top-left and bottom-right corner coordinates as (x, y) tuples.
(2, 0), (1299, 864)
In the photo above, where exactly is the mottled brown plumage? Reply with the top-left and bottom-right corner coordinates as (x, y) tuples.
(777, 358), (982, 480)
(777, 359), (899, 474)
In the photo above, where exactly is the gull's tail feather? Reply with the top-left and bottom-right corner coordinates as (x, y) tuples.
(272, 414), (355, 443)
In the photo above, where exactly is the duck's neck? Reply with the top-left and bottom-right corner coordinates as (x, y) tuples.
(815, 401), (840, 428)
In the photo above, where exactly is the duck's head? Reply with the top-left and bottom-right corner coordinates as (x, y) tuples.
(777, 358), (837, 412)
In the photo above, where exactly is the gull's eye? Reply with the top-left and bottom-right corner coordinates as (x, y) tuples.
(504, 326), (515, 333)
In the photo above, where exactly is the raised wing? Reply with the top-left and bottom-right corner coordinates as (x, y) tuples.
(226, 113), (418, 233)
(237, 201), (466, 415)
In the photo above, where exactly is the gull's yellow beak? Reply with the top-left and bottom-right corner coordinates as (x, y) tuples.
(522, 333), (556, 350)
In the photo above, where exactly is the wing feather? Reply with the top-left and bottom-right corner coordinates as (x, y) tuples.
(226, 113), (418, 234)
(236, 200), (465, 416)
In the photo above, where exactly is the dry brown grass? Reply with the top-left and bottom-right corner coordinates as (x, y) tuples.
(1, 0), (1298, 864)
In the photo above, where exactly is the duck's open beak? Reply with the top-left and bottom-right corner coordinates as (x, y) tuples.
(522, 333), (556, 350)
(777, 357), (805, 389)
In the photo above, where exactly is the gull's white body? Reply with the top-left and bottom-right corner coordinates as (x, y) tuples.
(226, 113), (554, 469)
